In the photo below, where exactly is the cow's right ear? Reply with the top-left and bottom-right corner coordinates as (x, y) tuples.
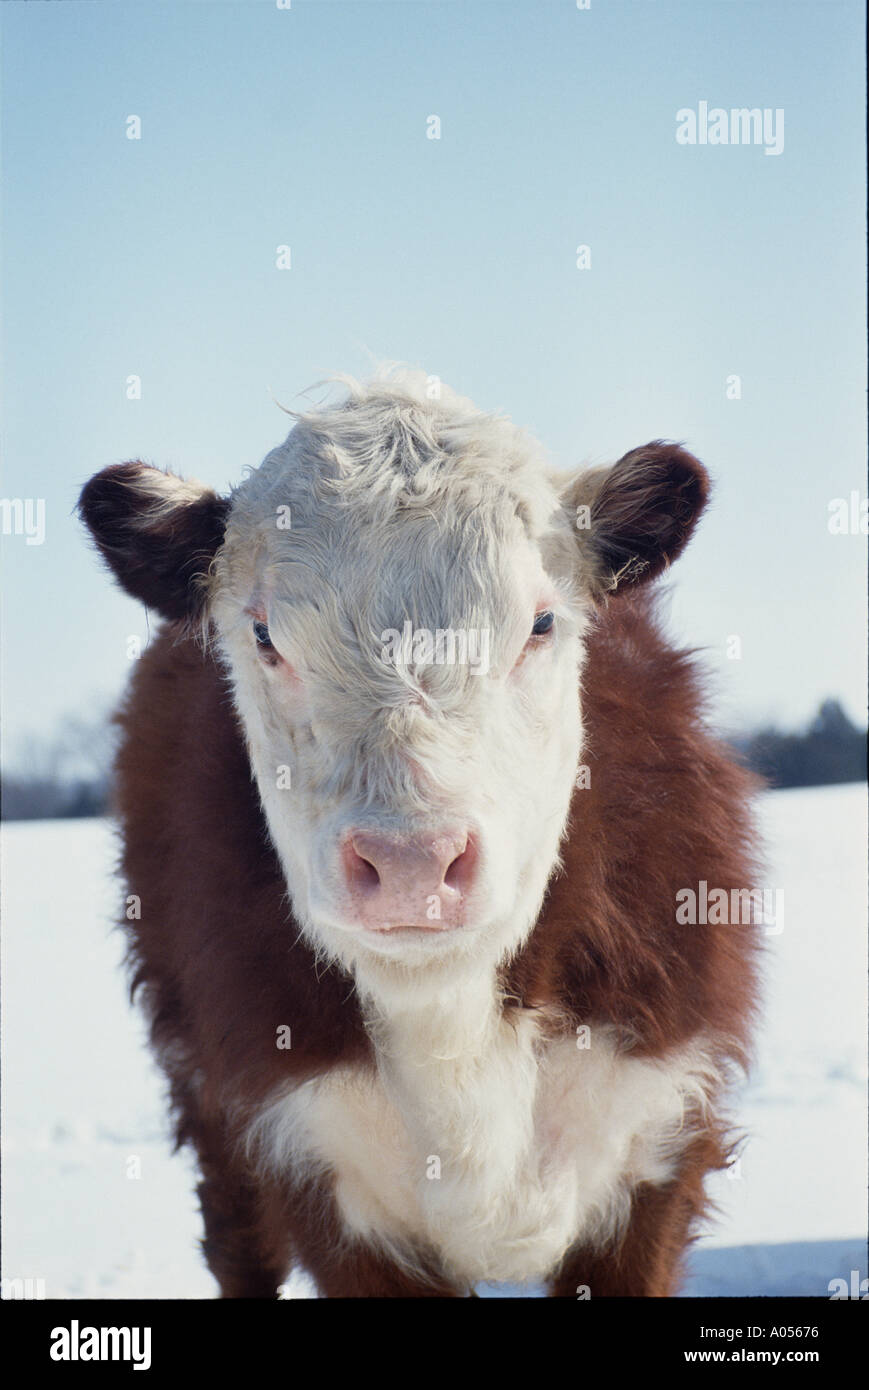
(78, 462), (230, 622)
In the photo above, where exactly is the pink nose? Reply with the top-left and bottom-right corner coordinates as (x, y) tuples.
(342, 828), (477, 932)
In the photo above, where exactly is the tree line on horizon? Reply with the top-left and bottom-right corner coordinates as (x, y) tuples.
(1, 698), (866, 821)
(733, 698), (867, 793)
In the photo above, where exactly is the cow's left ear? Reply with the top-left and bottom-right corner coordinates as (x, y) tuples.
(78, 461), (230, 621)
(563, 441), (710, 595)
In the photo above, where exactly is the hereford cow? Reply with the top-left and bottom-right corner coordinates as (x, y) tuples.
(79, 371), (760, 1297)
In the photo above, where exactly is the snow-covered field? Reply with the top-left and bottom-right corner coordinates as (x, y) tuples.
(2, 785), (866, 1299)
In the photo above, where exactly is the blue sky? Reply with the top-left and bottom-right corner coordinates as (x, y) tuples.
(1, 0), (866, 761)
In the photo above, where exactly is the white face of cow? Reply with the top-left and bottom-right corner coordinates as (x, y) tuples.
(210, 382), (587, 994)
(80, 372), (709, 1005)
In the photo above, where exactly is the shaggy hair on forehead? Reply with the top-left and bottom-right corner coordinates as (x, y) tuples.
(213, 369), (577, 709)
(233, 368), (562, 536)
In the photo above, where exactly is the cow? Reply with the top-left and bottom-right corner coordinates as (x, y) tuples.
(79, 370), (761, 1297)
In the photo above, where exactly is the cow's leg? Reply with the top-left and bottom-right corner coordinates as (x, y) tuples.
(304, 1243), (462, 1298)
(273, 1175), (463, 1298)
(548, 1139), (721, 1298)
(194, 1131), (458, 1298)
(197, 1160), (290, 1298)
(162, 1072), (289, 1298)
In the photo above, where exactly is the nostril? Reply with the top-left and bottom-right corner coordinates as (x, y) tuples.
(356, 855), (380, 890)
(443, 851), (465, 890)
(345, 842), (382, 895)
(443, 836), (476, 893)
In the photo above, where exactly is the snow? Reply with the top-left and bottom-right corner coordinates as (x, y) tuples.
(2, 785), (866, 1299)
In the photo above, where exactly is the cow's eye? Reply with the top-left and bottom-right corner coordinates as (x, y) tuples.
(253, 620), (274, 649)
(531, 610), (554, 637)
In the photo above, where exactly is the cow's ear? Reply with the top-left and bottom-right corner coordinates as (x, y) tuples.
(78, 462), (230, 621)
(563, 441), (710, 596)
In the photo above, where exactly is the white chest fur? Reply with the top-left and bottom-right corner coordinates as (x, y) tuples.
(246, 986), (720, 1289)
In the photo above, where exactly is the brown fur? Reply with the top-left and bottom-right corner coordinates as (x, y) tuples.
(79, 462), (229, 621)
(106, 587), (761, 1297)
